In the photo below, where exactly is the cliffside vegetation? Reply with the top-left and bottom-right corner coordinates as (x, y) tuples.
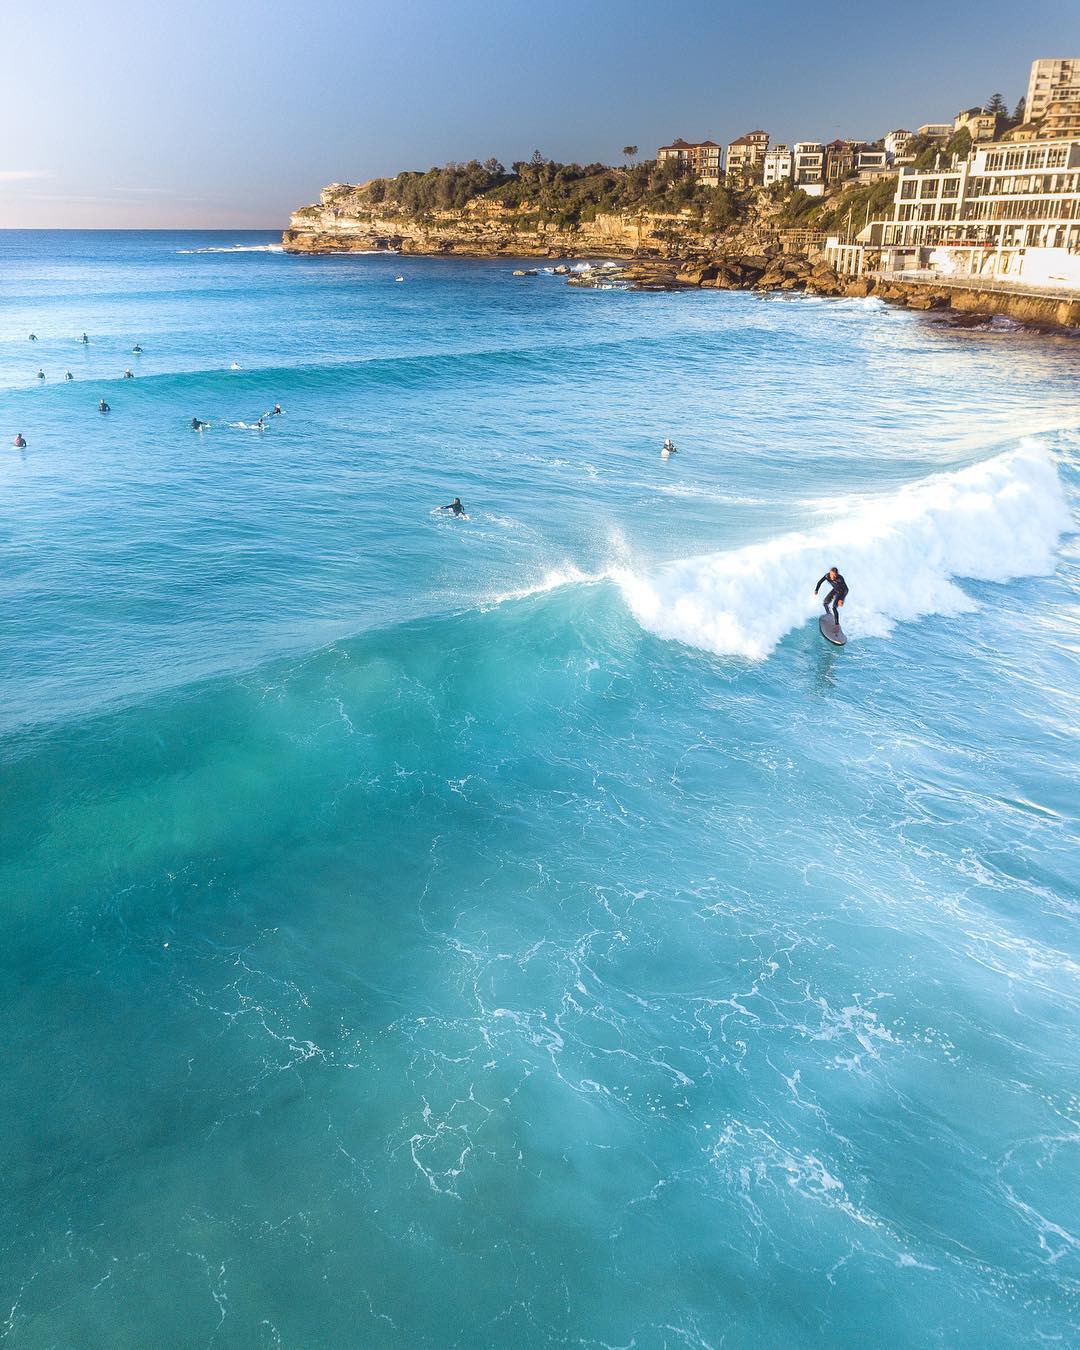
(352, 153), (747, 229)
(777, 175), (899, 235)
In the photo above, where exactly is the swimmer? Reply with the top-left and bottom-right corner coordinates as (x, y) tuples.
(65, 371), (74, 381)
(132, 344), (143, 354)
(99, 399), (111, 413)
(191, 417), (208, 430)
(252, 416), (265, 430)
(36, 368), (45, 381)
(123, 368), (134, 379)
(270, 404), (282, 416)
(29, 333), (37, 342)
(438, 497), (468, 518)
(661, 437), (677, 458)
(13, 433), (26, 448)
(80, 333), (89, 343)
(230, 362), (240, 371)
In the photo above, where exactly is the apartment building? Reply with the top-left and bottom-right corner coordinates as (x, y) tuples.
(726, 131), (769, 182)
(917, 123), (953, 140)
(793, 142), (826, 196)
(874, 137), (1080, 277)
(656, 139), (723, 185)
(884, 130), (914, 164)
(954, 107), (1002, 142)
(763, 144), (793, 186)
(1026, 58), (1080, 122)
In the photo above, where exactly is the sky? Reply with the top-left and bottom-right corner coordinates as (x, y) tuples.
(3, 0), (1079, 229)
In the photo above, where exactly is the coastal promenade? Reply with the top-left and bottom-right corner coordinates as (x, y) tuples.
(874, 269), (1080, 327)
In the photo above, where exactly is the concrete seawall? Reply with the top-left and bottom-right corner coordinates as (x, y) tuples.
(875, 274), (1080, 329)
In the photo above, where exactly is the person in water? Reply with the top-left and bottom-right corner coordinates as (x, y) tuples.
(65, 371), (73, 380)
(13, 433), (26, 448)
(80, 333), (89, 344)
(132, 344), (143, 354)
(99, 399), (111, 413)
(439, 498), (467, 517)
(123, 368), (134, 379)
(662, 437), (676, 455)
(191, 417), (207, 430)
(271, 404), (282, 416)
(36, 368), (45, 380)
(815, 566), (849, 628)
(29, 334), (37, 342)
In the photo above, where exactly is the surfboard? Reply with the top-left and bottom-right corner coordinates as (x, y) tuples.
(819, 615), (846, 646)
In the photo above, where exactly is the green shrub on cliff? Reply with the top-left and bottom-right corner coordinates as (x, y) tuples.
(776, 176), (898, 235)
(354, 157), (749, 229)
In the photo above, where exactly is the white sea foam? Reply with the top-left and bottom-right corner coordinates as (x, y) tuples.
(487, 565), (601, 605)
(175, 244), (285, 255)
(615, 444), (1072, 659)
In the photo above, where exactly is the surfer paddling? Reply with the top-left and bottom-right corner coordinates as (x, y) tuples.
(815, 566), (848, 630)
(438, 497), (468, 519)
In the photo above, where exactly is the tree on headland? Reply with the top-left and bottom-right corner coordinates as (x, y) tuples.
(622, 145), (639, 166)
(984, 92), (1007, 116)
(1009, 96), (1026, 127)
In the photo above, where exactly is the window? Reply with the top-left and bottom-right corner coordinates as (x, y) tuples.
(901, 180), (917, 199)
(941, 178), (960, 198)
(919, 178), (938, 198)
(938, 204), (956, 221)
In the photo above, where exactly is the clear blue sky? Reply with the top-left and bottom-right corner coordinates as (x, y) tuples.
(3, 0), (1079, 228)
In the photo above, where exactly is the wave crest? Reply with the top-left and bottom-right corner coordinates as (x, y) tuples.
(615, 444), (1071, 659)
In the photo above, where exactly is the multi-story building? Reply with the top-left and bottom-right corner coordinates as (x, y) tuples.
(917, 123), (953, 140)
(855, 149), (889, 180)
(656, 138), (723, 185)
(1026, 58), (1080, 122)
(726, 131), (769, 183)
(825, 139), (863, 184)
(954, 107), (1002, 142)
(793, 141), (826, 196)
(884, 129), (914, 164)
(874, 137), (1080, 278)
(763, 144), (793, 187)
(1042, 95), (1080, 140)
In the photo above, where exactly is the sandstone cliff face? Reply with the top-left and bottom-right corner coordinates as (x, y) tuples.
(282, 184), (770, 259)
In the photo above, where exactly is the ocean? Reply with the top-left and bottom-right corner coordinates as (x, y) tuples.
(1, 229), (1077, 1347)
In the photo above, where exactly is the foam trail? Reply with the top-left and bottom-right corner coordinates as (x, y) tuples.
(616, 444), (1072, 659)
(175, 244), (285, 255)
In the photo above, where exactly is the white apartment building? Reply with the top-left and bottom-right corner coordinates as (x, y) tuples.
(793, 142), (825, 196)
(874, 138), (1080, 280)
(763, 145), (793, 186)
(884, 129), (913, 164)
(1027, 58), (1080, 122)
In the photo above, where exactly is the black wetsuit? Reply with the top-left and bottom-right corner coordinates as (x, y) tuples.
(442, 501), (465, 516)
(815, 572), (849, 624)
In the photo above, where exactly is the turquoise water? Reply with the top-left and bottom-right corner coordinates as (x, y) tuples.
(1, 230), (1078, 1347)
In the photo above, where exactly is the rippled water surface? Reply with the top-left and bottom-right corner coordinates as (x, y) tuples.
(1, 231), (1078, 1347)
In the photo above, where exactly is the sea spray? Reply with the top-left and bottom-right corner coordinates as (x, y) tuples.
(615, 444), (1072, 658)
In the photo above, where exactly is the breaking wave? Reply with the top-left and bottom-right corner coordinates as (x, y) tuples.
(615, 444), (1072, 659)
(176, 244), (285, 255)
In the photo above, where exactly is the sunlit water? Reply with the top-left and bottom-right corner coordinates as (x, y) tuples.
(1, 231), (1078, 1347)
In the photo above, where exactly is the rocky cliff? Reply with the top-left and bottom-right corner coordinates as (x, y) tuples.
(282, 183), (774, 259)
